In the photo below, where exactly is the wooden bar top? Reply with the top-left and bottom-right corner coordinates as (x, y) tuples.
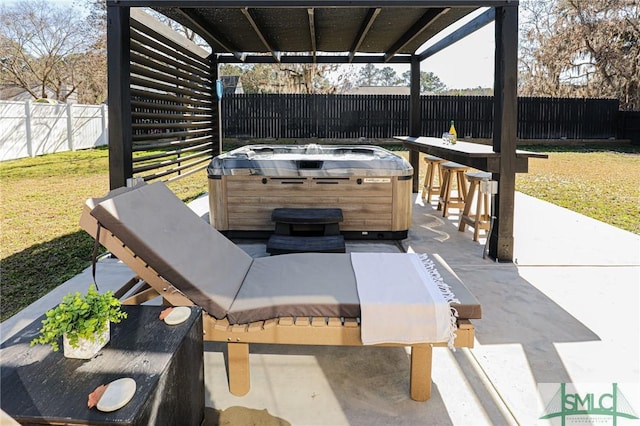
(396, 136), (547, 173)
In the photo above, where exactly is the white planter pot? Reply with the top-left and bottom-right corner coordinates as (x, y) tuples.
(63, 322), (110, 359)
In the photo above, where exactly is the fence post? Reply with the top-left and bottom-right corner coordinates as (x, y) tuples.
(66, 103), (74, 151)
(101, 104), (108, 146)
(24, 100), (34, 157)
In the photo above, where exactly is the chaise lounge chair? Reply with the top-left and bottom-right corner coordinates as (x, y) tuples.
(79, 182), (481, 401)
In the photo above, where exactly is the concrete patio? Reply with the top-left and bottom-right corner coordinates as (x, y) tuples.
(2, 191), (638, 425)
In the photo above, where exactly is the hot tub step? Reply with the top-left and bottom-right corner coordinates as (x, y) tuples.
(272, 208), (343, 224)
(266, 235), (346, 255)
(272, 208), (343, 236)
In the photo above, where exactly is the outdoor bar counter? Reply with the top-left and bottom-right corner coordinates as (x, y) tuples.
(396, 136), (548, 176)
(396, 135), (548, 262)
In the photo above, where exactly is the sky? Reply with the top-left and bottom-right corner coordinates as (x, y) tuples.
(331, 7), (496, 89)
(409, 7), (496, 89)
(420, 23), (495, 89)
(0, 0), (496, 89)
(346, 21), (495, 90)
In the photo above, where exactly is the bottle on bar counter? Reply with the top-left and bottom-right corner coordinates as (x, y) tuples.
(449, 120), (457, 144)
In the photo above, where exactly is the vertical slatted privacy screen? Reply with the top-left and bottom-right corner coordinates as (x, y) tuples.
(129, 16), (216, 182)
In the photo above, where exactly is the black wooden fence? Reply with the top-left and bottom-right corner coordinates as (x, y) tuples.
(222, 94), (622, 141)
(617, 111), (640, 144)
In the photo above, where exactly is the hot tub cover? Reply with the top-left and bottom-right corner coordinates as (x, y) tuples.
(207, 144), (413, 177)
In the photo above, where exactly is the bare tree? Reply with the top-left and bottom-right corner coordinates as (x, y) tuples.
(87, 0), (107, 30)
(519, 0), (639, 110)
(0, 0), (105, 103)
(278, 63), (338, 94)
(222, 62), (338, 94)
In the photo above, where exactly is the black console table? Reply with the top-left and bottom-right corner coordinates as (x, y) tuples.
(1, 305), (204, 425)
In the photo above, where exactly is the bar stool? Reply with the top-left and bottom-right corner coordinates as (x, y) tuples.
(421, 155), (446, 203)
(437, 162), (469, 217)
(458, 171), (492, 241)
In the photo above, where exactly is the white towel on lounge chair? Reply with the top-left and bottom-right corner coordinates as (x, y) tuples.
(351, 252), (457, 346)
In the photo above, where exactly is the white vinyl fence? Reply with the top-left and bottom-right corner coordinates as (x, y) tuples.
(0, 100), (108, 162)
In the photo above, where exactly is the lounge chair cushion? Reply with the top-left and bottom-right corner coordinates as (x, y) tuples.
(88, 182), (481, 323)
(227, 253), (360, 324)
(427, 256), (482, 320)
(90, 182), (253, 319)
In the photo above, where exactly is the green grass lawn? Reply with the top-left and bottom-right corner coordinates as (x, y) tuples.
(0, 147), (209, 321)
(515, 146), (640, 234)
(1, 144), (638, 321)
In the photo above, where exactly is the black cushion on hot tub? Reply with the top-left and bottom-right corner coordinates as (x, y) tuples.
(267, 235), (346, 255)
(271, 208), (343, 224)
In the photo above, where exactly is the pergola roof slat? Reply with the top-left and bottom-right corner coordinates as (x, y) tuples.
(418, 7), (495, 60)
(348, 8), (381, 63)
(241, 8), (281, 62)
(175, 8), (244, 60)
(150, 3), (486, 61)
(383, 7), (448, 62)
(307, 8), (316, 62)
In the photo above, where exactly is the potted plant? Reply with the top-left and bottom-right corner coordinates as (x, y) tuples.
(30, 285), (127, 359)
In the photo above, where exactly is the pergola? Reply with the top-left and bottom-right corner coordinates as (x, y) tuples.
(106, 0), (520, 261)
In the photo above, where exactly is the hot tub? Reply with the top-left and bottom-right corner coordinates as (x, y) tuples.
(207, 144), (413, 239)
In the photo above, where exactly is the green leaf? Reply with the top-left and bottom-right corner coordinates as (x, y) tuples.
(30, 284), (126, 351)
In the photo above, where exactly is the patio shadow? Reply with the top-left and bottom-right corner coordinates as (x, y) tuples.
(206, 342), (459, 425)
(1, 231), (100, 321)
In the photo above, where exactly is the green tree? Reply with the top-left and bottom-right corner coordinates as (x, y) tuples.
(378, 66), (401, 86)
(356, 64), (402, 86)
(354, 64), (376, 86)
(219, 64), (244, 76)
(400, 70), (447, 93)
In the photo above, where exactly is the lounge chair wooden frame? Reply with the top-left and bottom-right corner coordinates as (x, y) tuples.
(80, 204), (475, 402)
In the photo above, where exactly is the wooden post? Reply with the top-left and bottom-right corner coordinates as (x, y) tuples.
(227, 342), (250, 396)
(100, 104), (108, 146)
(409, 55), (422, 193)
(490, 5), (518, 262)
(410, 344), (433, 401)
(211, 56), (221, 157)
(107, 5), (132, 190)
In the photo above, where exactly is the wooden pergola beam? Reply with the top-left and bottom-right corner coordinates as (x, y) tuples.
(348, 8), (381, 63)
(384, 8), (448, 62)
(418, 7), (495, 61)
(176, 8), (244, 61)
(241, 8), (281, 63)
(490, 5), (519, 261)
(308, 8), (317, 62)
(408, 55), (422, 190)
(107, 5), (132, 190)
(217, 54), (412, 63)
